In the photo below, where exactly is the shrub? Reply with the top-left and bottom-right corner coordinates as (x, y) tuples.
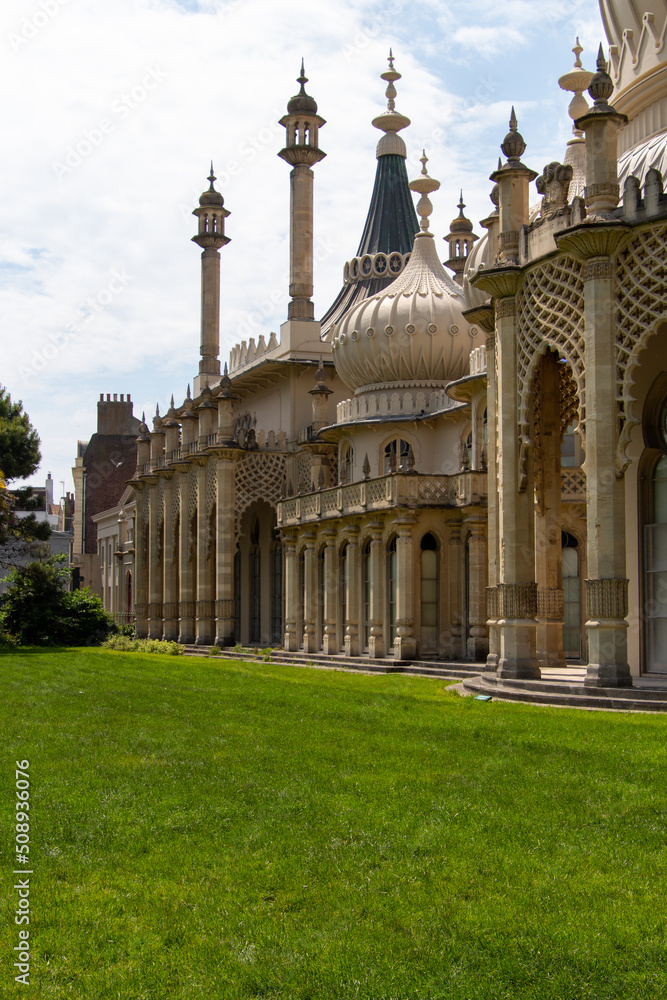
(0, 555), (114, 646)
(208, 645), (221, 656)
(102, 635), (184, 655)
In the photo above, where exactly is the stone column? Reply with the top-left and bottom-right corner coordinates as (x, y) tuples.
(368, 521), (385, 659)
(302, 530), (318, 652)
(343, 527), (360, 657)
(493, 295), (540, 679)
(215, 452), (237, 646)
(178, 471), (195, 644)
(466, 516), (489, 661)
(283, 532), (299, 651)
(147, 483), (163, 639)
(162, 473), (179, 640)
(484, 333), (500, 671)
(195, 462), (214, 645)
(133, 487), (148, 637)
(448, 521), (464, 659)
(394, 516), (417, 661)
(535, 352), (566, 668)
(322, 528), (339, 654)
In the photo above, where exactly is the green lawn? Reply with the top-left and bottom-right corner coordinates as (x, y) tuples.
(1, 648), (666, 999)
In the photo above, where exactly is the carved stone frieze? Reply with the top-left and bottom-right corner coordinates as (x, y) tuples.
(196, 600), (215, 618)
(582, 260), (613, 281)
(537, 588), (564, 621)
(147, 602), (163, 619)
(496, 298), (516, 319)
(179, 601), (196, 618)
(215, 599), (235, 618)
(497, 582), (538, 619)
(486, 586), (499, 619)
(585, 579), (628, 620)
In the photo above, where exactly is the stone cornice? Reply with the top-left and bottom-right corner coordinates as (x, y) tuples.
(462, 301), (495, 333)
(555, 222), (632, 260)
(470, 264), (522, 300)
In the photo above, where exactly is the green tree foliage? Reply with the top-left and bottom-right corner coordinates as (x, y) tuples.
(0, 386), (41, 482)
(0, 554), (113, 646)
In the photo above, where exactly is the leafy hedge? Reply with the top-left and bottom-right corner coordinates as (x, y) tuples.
(102, 635), (184, 655)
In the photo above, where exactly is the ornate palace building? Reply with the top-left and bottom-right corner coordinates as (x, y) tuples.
(83, 1), (667, 686)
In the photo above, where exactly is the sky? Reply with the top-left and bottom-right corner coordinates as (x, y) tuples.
(0, 0), (606, 500)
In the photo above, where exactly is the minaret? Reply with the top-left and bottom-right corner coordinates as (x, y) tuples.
(444, 191), (478, 284)
(192, 165), (230, 395)
(278, 61), (326, 321)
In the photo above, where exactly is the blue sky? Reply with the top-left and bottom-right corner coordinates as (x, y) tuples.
(0, 0), (605, 498)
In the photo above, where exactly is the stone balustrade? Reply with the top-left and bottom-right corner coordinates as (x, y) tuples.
(277, 471), (487, 526)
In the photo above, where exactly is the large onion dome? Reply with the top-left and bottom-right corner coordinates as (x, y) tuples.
(331, 228), (477, 391)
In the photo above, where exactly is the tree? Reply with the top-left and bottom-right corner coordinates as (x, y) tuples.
(0, 554), (113, 646)
(0, 386), (41, 482)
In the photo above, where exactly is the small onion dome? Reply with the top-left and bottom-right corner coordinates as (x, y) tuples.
(332, 230), (476, 391)
(500, 107), (527, 165)
(449, 191), (474, 234)
(287, 60), (318, 114)
(462, 232), (492, 310)
(199, 163), (224, 207)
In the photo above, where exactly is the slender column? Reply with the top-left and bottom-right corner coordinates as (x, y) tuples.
(178, 471), (195, 644)
(394, 516), (417, 661)
(485, 333), (500, 671)
(582, 252), (630, 685)
(368, 521), (385, 659)
(302, 530), (318, 652)
(466, 517), (489, 661)
(147, 483), (163, 639)
(162, 474), (179, 640)
(495, 297), (540, 678)
(344, 528), (360, 657)
(195, 462), (214, 644)
(215, 454), (237, 646)
(448, 521), (464, 658)
(133, 488), (148, 637)
(322, 528), (339, 654)
(535, 353), (566, 668)
(283, 533), (299, 651)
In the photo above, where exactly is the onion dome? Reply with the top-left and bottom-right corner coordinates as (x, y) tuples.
(199, 163), (224, 207)
(287, 59), (318, 114)
(449, 192), (474, 234)
(331, 155), (476, 391)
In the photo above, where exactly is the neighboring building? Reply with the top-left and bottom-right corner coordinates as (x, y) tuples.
(72, 394), (140, 594)
(0, 474), (74, 595)
(88, 1), (667, 684)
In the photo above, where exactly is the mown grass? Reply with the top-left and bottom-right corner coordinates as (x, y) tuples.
(1, 647), (666, 999)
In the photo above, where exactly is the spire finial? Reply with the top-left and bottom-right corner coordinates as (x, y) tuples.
(500, 108), (527, 165)
(509, 106), (518, 131)
(573, 36), (583, 68)
(596, 43), (606, 72)
(558, 40), (593, 136)
(409, 149), (440, 233)
(142, 411), (146, 423)
(298, 58), (307, 93)
(187, 384), (191, 399)
(458, 190), (465, 216)
(208, 162), (216, 188)
(388, 48), (395, 71)
(170, 394), (175, 409)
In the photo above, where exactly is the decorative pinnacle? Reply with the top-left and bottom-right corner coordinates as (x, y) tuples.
(573, 36), (583, 68)
(559, 39), (593, 136)
(409, 150), (440, 232)
(155, 403), (160, 417)
(187, 384), (191, 399)
(208, 162), (216, 189)
(142, 411), (146, 423)
(298, 58), (307, 92)
(381, 48), (401, 111)
(170, 394), (175, 408)
(588, 43), (614, 106)
(458, 190), (465, 215)
(500, 107), (527, 165)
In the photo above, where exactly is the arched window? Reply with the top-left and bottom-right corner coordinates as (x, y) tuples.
(249, 519), (261, 643)
(384, 438), (410, 474)
(562, 530), (581, 659)
(341, 444), (354, 484)
(387, 536), (397, 646)
(339, 542), (348, 642)
(362, 539), (372, 649)
(645, 455), (667, 672)
(270, 531), (283, 645)
(420, 533), (438, 653)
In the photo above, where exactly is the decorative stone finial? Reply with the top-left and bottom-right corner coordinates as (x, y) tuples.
(187, 384), (191, 399)
(588, 44), (614, 106)
(558, 39), (593, 137)
(198, 164), (224, 208)
(170, 394), (175, 409)
(500, 107), (527, 165)
(409, 150), (440, 232)
(286, 59), (318, 114)
(372, 50), (411, 157)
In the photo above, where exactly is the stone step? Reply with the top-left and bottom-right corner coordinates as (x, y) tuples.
(182, 645), (483, 680)
(462, 675), (667, 713)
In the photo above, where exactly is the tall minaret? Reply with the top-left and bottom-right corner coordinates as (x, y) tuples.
(278, 61), (326, 321)
(192, 165), (230, 395)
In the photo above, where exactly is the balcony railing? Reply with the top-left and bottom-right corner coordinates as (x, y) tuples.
(277, 471), (488, 526)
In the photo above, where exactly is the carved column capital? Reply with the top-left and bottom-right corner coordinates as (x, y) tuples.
(585, 578), (628, 620)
